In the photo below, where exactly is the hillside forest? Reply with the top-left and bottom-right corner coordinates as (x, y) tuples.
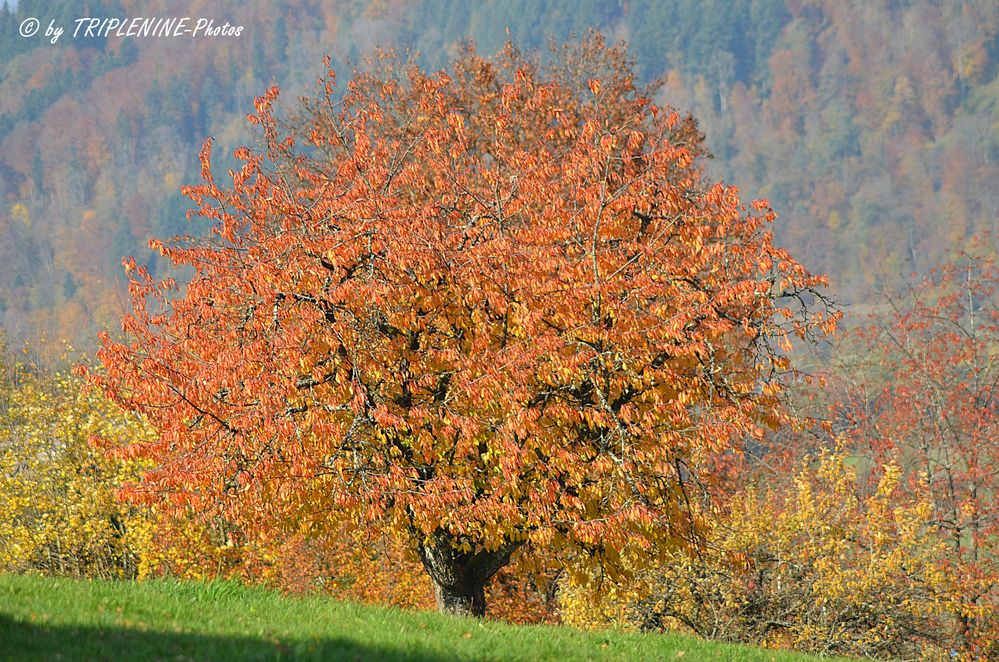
(1, 0), (997, 343)
(0, 1), (997, 659)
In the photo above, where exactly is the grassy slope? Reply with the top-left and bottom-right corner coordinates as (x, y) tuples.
(0, 574), (835, 661)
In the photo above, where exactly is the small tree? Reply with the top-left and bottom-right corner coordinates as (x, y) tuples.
(832, 246), (998, 654)
(90, 37), (833, 616)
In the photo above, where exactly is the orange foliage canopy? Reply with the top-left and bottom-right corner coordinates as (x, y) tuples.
(90, 37), (834, 616)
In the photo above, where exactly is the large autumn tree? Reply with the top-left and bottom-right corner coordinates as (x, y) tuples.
(90, 37), (834, 616)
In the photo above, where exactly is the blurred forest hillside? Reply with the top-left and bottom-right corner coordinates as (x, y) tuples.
(0, 0), (997, 349)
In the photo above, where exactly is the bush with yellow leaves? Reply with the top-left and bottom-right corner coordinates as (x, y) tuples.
(0, 343), (156, 579)
(560, 450), (965, 659)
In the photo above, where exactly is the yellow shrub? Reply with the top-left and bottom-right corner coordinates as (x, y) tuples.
(0, 348), (156, 579)
(560, 450), (966, 659)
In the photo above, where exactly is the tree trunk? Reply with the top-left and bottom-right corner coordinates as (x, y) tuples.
(430, 573), (488, 617)
(417, 530), (521, 617)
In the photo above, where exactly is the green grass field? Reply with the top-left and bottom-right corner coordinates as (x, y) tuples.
(0, 574), (836, 661)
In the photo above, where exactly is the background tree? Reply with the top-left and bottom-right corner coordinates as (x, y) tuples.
(90, 37), (833, 617)
(830, 244), (999, 654)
